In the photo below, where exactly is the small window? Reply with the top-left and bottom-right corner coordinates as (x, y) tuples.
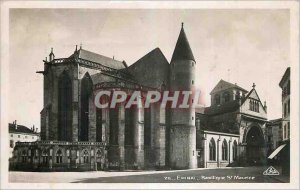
(56, 149), (63, 164)
(192, 80), (194, 85)
(25, 136), (27, 139)
(83, 150), (89, 163)
(223, 92), (230, 102)
(215, 94), (221, 105)
(10, 140), (14, 148)
(10, 134), (13, 137)
(18, 135), (20, 138)
(42, 150), (48, 165)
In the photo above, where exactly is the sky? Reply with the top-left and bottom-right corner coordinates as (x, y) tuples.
(9, 9), (290, 129)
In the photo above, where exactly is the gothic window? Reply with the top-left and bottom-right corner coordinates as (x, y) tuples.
(109, 108), (119, 145)
(56, 149), (63, 164)
(232, 140), (238, 161)
(209, 138), (216, 161)
(58, 71), (72, 141)
(22, 150), (27, 163)
(96, 150), (102, 158)
(223, 92), (230, 102)
(215, 94), (221, 105)
(222, 139), (228, 161)
(249, 99), (260, 113)
(96, 108), (102, 142)
(80, 73), (93, 141)
(83, 150), (89, 163)
(42, 150), (48, 165)
(125, 108), (134, 146)
(144, 106), (151, 146)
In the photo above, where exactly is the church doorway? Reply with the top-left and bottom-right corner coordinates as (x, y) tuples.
(246, 126), (266, 165)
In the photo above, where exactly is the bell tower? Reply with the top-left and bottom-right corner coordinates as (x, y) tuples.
(169, 23), (197, 169)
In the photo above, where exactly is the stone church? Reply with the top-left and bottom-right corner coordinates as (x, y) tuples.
(11, 24), (268, 171)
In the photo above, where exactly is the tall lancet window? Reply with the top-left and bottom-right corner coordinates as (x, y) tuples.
(232, 140), (238, 161)
(80, 73), (93, 141)
(222, 139), (228, 161)
(96, 107), (102, 142)
(209, 138), (216, 161)
(58, 71), (72, 141)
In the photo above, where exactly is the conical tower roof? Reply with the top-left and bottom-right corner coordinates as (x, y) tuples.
(171, 23), (195, 63)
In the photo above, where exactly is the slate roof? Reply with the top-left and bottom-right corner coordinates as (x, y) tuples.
(171, 25), (195, 62)
(125, 48), (169, 88)
(210, 79), (248, 94)
(71, 49), (126, 70)
(279, 67), (290, 88)
(204, 100), (240, 116)
(9, 123), (39, 135)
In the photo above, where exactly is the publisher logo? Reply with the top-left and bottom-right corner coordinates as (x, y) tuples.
(263, 166), (280, 175)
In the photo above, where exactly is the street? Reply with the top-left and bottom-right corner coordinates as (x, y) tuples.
(9, 166), (288, 183)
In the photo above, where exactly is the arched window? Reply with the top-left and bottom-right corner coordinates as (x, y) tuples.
(209, 138), (216, 161)
(56, 149), (63, 164)
(232, 140), (238, 161)
(96, 150), (102, 158)
(42, 150), (48, 165)
(22, 150), (27, 163)
(80, 73), (93, 141)
(222, 139), (228, 161)
(223, 92), (230, 102)
(83, 150), (89, 163)
(58, 71), (72, 141)
(96, 107), (102, 142)
(215, 94), (221, 105)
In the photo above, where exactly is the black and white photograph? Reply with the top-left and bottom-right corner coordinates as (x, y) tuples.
(0, 1), (299, 189)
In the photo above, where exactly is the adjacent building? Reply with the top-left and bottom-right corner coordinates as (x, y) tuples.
(279, 67), (290, 141)
(9, 121), (39, 158)
(265, 118), (282, 158)
(196, 80), (268, 168)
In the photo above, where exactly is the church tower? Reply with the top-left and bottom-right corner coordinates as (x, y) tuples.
(169, 23), (197, 169)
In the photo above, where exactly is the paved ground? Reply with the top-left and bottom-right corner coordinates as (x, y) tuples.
(9, 166), (289, 183)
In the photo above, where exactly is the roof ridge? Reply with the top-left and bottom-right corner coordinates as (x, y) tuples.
(78, 49), (123, 63)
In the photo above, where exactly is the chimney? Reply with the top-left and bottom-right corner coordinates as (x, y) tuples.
(14, 120), (17, 129)
(264, 101), (267, 113)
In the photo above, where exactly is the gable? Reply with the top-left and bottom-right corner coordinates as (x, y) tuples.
(248, 89), (260, 100)
(240, 88), (267, 118)
(125, 48), (169, 88)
